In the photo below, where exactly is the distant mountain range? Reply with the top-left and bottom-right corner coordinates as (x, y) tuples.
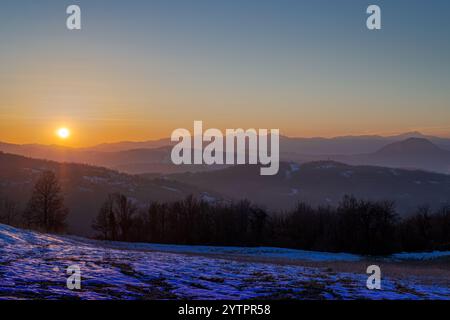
(280, 131), (450, 155)
(1, 131), (450, 174)
(63, 131), (450, 154)
(86, 138), (172, 152)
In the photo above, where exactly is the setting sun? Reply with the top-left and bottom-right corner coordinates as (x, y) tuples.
(56, 127), (70, 139)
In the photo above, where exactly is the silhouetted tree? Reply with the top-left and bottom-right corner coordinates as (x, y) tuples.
(431, 206), (450, 250)
(23, 171), (68, 233)
(401, 206), (433, 251)
(92, 195), (115, 240)
(93, 193), (137, 241)
(336, 196), (398, 254)
(113, 193), (138, 241)
(0, 196), (19, 226)
(249, 206), (267, 244)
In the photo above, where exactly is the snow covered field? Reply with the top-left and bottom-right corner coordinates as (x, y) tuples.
(0, 224), (449, 300)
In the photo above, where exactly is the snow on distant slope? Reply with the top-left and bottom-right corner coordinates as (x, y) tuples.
(0, 224), (449, 300)
(80, 240), (361, 262)
(392, 251), (450, 261)
(69, 236), (450, 263)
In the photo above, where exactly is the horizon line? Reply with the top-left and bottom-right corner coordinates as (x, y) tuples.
(1, 130), (450, 149)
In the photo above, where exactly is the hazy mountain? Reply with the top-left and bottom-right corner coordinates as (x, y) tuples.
(101, 147), (229, 174)
(169, 161), (450, 214)
(374, 137), (449, 156)
(2, 132), (450, 175)
(280, 131), (450, 155)
(0, 152), (221, 235)
(0, 142), (77, 161)
(325, 138), (450, 174)
(86, 138), (172, 152)
(85, 131), (450, 155)
(0, 143), (227, 174)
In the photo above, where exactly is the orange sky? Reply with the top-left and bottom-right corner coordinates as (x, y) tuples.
(1, 1), (450, 147)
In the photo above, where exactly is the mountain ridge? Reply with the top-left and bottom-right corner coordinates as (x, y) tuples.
(168, 159), (450, 214)
(2, 133), (450, 175)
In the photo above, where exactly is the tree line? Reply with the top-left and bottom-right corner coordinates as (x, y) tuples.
(1, 170), (449, 255)
(91, 193), (450, 255)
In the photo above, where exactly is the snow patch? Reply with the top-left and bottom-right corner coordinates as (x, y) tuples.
(1, 224), (449, 300)
(391, 251), (450, 261)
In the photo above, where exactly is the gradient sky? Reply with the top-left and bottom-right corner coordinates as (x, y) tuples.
(1, 0), (450, 146)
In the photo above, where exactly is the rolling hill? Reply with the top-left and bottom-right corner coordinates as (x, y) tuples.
(0, 152), (221, 235)
(168, 161), (450, 214)
(2, 149), (450, 236)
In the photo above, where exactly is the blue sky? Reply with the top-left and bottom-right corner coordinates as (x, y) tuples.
(1, 0), (449, 145)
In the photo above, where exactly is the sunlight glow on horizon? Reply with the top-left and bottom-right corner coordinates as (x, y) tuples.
(0, 1), (449, 146)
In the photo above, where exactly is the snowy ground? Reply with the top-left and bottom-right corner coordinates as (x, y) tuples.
(0, 224), (449, 300)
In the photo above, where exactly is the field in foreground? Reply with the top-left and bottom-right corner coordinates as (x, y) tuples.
(0, 224), (449, 300)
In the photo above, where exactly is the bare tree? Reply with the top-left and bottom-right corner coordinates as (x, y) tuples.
(23, 171), (68, 233)
(92, 195), (115, 240)
(113, 193), (137, 241)
(0, 196), (19, 226)
(92, 193), (137, 241)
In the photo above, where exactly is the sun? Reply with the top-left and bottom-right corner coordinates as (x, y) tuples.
(56, 127), (71, 139)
